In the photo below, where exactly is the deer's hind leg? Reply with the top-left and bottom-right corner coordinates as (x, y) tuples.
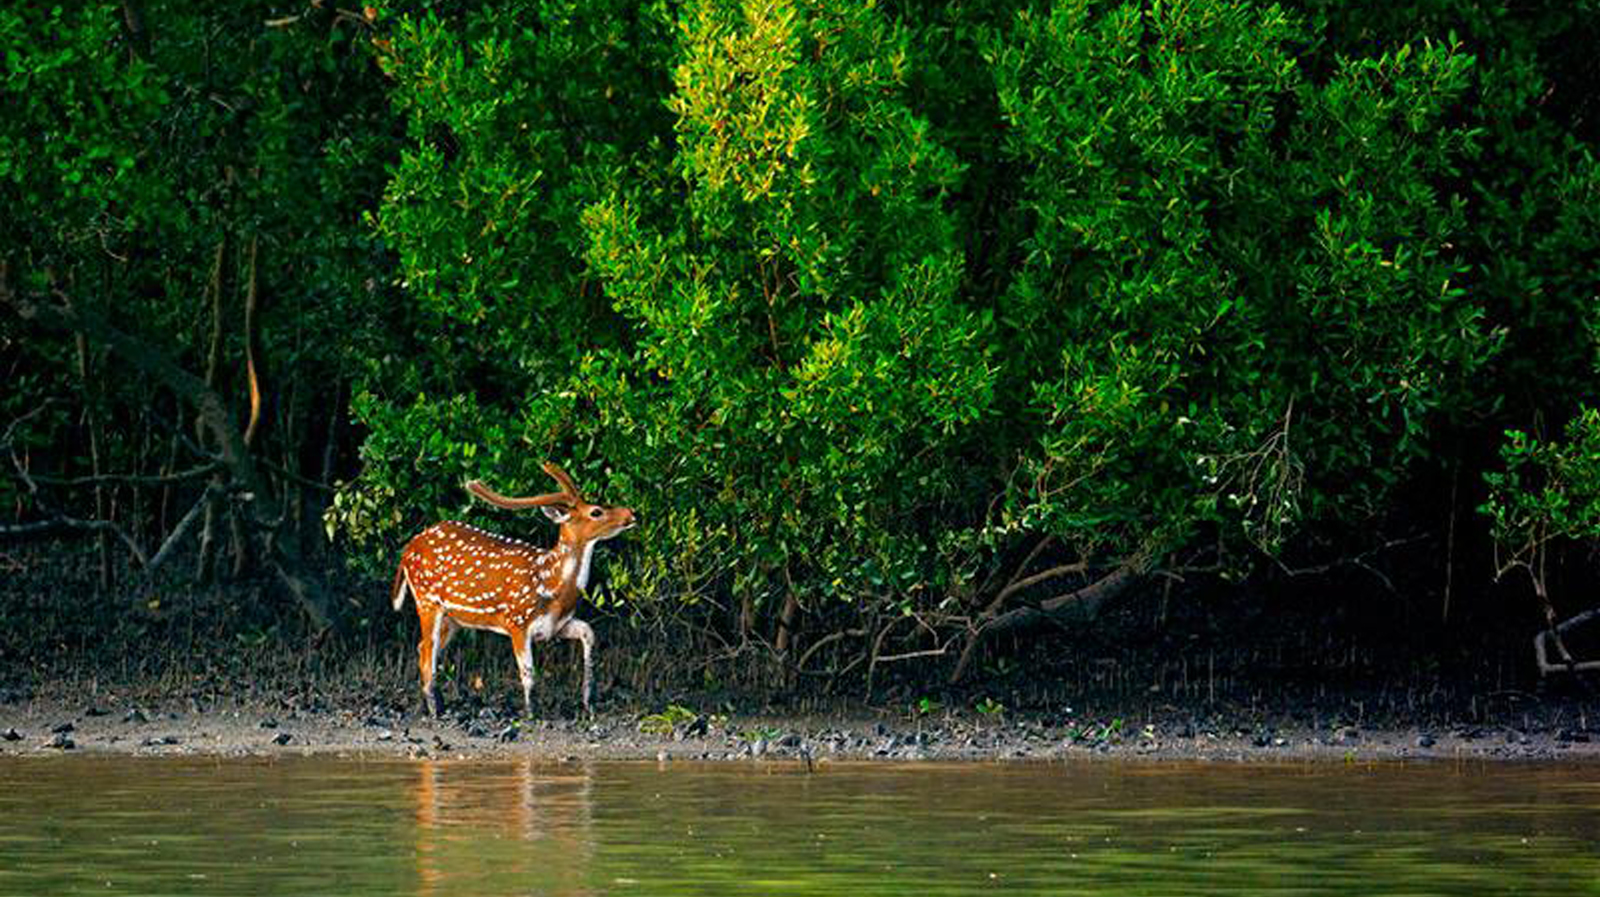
(508, 625), (535, 718)
(416, 604), (457, 717)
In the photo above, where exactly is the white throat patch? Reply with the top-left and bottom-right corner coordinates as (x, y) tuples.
(564, 541), (598, 591)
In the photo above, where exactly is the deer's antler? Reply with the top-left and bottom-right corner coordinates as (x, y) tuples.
(464, 461), (585, 509)
(540, 461), (585, 502)
(465, 481), (568, 510)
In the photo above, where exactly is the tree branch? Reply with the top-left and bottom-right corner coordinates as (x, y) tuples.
(0, 515), (149, 566)
(143, 485), (218, 576)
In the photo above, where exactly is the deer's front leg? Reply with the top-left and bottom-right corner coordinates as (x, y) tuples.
(559, 619), (596, 717)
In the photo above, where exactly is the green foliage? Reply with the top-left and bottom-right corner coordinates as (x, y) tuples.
(341, 0), (1600, 638)
(1, 3), (400, 545)
(1482, 410), (1600, 588)
(354, 0), (997, 616)
(11, 2), (1593, 650)
(986, 1), (1494, 562)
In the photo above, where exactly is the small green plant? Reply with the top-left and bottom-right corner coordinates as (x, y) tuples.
(638, 703), (699, 735)
(911, 696), (943, 717)
(740, 725), (782, 742)
(975, 697), (1005, 717)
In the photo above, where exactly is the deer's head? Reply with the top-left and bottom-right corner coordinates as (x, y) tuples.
(465, 461), (636, 544)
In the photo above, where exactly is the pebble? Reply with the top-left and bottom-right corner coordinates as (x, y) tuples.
(1416, 734), (1436, 748)
(2, 728), (20, 742)
(123, 708), (150, 724)
(47, 733), (74, 750)
(272, 732), (292, 746)
(50, 721), (74, 735)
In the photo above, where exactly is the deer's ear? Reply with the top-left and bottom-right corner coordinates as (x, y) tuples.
(541, 504), (571, 524)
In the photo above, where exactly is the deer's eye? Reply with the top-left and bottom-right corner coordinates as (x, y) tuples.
(589, 507), (604, 519)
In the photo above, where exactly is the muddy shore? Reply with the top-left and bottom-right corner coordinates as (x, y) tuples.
(5, 690), (1599, 764)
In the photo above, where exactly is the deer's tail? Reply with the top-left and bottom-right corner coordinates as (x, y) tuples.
(391, 564), (410, 611)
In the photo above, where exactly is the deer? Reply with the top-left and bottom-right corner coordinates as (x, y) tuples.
(391, 462), (636, 718)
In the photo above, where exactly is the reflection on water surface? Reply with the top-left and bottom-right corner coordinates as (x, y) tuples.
(2, 756), (1599, 895)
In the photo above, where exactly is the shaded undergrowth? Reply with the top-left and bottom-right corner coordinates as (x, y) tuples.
(0, 539), (1590, 736)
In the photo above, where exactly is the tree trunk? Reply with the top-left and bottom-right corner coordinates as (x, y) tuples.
(775, 592), (800, 656)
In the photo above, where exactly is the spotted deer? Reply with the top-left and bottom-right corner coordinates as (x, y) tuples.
(391, 462), (636, 717)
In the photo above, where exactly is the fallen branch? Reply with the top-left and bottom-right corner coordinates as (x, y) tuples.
(1535, 608), (1600, 676)
(949, 562), (1144, 684)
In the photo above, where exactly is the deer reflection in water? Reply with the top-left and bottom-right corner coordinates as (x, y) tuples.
(413, 757), (595, 897)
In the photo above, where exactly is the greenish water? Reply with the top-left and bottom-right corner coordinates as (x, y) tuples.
(2, 757), (1599, 895)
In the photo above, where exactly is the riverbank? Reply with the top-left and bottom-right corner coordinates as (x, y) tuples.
(4, 688), (1598, 763)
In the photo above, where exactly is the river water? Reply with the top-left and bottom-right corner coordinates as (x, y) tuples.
(1, 756), (1597, 895)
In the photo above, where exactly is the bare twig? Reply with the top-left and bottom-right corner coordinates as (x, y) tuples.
(796, 626), (867, 672)
(1272, 532), (1426, 581)
(990, 559), (1090, 612)
(26, 462), (220, 488)
(259, 458), (335, 493)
